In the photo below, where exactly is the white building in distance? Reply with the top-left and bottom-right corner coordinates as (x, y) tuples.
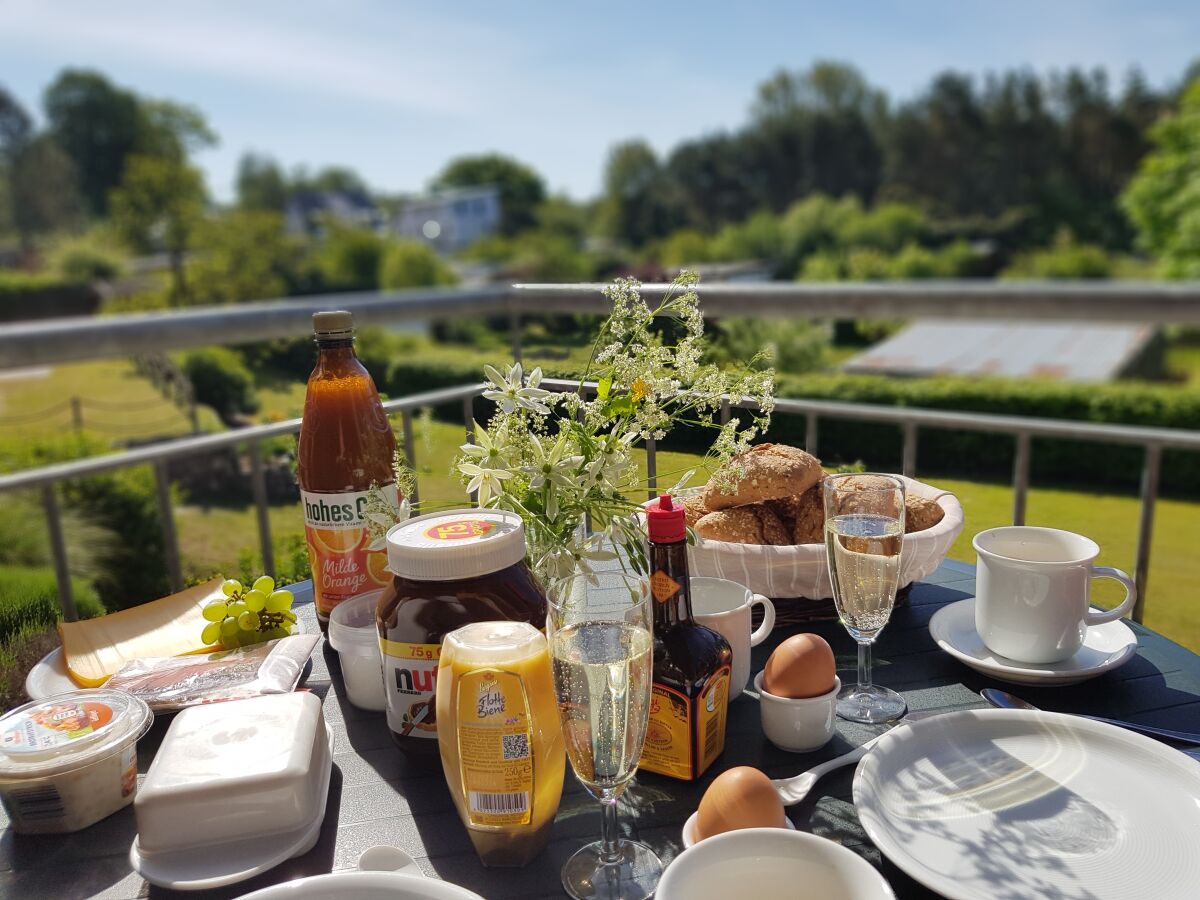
(394, 185), (502, 253)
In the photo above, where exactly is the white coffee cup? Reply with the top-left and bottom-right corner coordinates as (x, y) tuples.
(691, 577), (775, 698)
(973, 526), (1136, 664)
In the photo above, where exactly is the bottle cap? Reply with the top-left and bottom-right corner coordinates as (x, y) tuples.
(646, 494), (686, 543)
(312, 310), (354, 340)
(386, 509), (527, 581)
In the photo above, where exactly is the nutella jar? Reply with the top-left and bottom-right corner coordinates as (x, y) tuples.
(378, 509), (547, 760)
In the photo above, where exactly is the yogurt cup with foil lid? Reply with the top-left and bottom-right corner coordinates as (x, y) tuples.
(0, 689), (152, 833)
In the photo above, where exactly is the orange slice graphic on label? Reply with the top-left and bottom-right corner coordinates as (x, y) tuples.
(367, 550), (392, 585)
(309, 527), (362, 555)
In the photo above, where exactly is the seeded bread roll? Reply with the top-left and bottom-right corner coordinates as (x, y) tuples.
(904, 494), (945, 533)
(680, 494), (711, 528)
(695, 504), (791, 545)
(770, 480), (826, 544)
(703, 443), (824, 511)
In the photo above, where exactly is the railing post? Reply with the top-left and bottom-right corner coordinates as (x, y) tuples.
(463, 397), (477, 505)
(719, 397), (731, 426)
(70, 396), (83, 434)
(42, 484), (78, 622)
(646, 437), (658, 501)
(1012, 432), (1031, 526)
(509, 307), (522, 364)
(248, 439), (275, 578)
(401, 410), (420, 508)
(902, 422), (918, 479)
(154, 461), (184, 592)
(1132, 444), (1161, 624)
(805, 412), (819, 457)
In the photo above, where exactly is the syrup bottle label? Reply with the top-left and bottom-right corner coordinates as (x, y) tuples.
(455, 668), (534, 827)
(640, 683), (693, 780)
(696, 664), (731, 775)
(301, 483), (398, 619)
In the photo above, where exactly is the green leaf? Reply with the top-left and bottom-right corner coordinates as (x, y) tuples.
(597, 376), (612, 400)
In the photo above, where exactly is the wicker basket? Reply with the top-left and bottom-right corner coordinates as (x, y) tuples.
(685, 476), (965, 618)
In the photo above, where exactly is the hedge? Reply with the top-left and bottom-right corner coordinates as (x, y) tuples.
(767, 373), (1200, 495)
(0, 272), (100, 322)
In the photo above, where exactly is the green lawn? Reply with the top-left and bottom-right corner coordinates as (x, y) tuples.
(0, 359), (221, 439)
(174, 418), (1199, 653)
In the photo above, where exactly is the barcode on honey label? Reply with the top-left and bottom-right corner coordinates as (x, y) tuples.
(2, 784), (65, 824)
(468, 790), (529, 815)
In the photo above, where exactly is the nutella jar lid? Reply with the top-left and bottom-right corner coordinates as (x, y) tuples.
(386, 509), (526, 581)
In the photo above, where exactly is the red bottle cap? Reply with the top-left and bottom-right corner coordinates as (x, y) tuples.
(646, 494), (686, 543)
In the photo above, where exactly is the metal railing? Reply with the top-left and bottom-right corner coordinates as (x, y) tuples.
(5, 280), (1200, 370)
(3, 279), (1200, 624)
(3, 375), (1198, 625)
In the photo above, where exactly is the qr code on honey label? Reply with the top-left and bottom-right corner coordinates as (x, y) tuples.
(502, 733), (530, 760)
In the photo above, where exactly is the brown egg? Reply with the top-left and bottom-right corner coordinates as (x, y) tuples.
(695, 766), (786, 840)
(762, 633), (836, 699)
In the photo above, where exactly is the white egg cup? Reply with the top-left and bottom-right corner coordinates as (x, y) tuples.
(755, 672), (839, 752)
(681, 809), (796, 848)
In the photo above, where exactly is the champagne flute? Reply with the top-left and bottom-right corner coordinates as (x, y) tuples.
(547, 570), (661, 900)
(823, 473), (907, 724)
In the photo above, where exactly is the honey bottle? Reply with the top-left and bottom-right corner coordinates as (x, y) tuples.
(640, 494), (732, 780)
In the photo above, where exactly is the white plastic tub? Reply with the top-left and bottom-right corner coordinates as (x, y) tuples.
(0, 689), (152, 834)
(328, 590), (386, 711)
(131, 692), (334, 890)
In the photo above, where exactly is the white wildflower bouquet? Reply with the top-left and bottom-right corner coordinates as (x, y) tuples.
(455, 271), (775, 580)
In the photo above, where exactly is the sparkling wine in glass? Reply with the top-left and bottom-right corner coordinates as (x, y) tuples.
(824, 473), (907, 724)
(547, 571), (661, 900)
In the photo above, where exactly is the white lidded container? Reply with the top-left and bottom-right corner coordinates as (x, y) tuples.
(328, 589), (386, 710)
(130, 691), (334, 891)
(0, 688), (152, 834)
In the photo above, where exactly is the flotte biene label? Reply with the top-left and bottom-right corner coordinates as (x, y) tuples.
(381, 640), (440, 740)
(456, 668), (534, 827)
(301, 484), (398, 619)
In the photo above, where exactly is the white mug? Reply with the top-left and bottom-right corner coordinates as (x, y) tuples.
(973, 526), (1136, 664)
(691, 577), (775, 698)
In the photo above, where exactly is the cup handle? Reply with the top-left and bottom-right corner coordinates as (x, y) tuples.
(749, 594), (776, 646)
(1086, 567), (1137, 625)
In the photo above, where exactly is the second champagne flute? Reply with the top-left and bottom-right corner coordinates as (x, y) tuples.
(547, 570), (661, 900)
(824, 473), (907, 724)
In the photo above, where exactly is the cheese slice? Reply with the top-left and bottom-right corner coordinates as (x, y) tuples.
(58, 578), (224, 687)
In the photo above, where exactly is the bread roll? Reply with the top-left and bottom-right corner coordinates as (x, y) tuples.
(703, 444), (823, 511)
(695, 504), (791, 545)
(680, 494), (710, 528)
(905, 494), (944, 533)
(770, 480), (825, 544)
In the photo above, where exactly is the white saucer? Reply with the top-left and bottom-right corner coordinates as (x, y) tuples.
(928, 597), (1137, 686)
(129, 728), (334, 890)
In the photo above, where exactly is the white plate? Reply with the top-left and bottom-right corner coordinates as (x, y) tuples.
(26, 618), (308, 705)
(853, 708), (1200, 900)
(928, 597), (1137, 686)
(130, 727), (334, 890)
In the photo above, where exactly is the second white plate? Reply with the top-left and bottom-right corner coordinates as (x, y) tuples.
(854, 708), (1200, 900)
(928, 597), (1137, 686)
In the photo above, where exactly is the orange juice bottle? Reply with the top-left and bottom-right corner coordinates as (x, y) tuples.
(297, 310), (399, 632)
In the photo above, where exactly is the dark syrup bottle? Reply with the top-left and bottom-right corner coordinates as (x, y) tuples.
(640, 494), (732, 781)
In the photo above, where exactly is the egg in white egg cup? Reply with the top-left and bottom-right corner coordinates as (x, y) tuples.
(754, 672), (840, 752)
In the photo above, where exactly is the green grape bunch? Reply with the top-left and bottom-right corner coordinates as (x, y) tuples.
(202, 576), (298, 648)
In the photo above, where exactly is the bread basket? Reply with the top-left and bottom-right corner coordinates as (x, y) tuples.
(684, 476), (964, 604)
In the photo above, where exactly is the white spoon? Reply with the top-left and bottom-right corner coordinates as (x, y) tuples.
(770, 732), (889, 805)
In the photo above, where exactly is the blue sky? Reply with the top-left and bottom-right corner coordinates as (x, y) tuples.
(2, 1), (1197, 202)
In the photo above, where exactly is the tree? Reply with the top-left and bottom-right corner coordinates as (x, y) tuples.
(434, 153), (546, 235)
(43, 70), (144, 216)
(315, 225), (384, 291)
(1122, 79), (1200, 277)
(137, 99), (217, 161)
(10, 136), (82, 245)
(0, 86), (32, 159)
(379, 240), (455, 289)
(291, 165), (368, 196)
(188, 211), (302, 304)
(110, 155), (207, 304)
(600, 140), (680, 247)
(236, 153), (288, 212)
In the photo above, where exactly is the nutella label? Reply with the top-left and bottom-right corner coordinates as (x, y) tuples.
(381, 640), (440, 740)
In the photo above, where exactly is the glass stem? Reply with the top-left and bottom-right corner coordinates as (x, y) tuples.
(599, 797), (621, 865)
(858, 640), (872, 690)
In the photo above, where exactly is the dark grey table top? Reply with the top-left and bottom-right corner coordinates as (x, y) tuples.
(4, 559), (1200, 899)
